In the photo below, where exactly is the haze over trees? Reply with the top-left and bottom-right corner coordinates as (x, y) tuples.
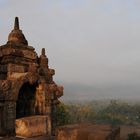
(56, 100), (140, 126)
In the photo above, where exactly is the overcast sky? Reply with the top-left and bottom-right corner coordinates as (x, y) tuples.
(0, 0), (140, 101)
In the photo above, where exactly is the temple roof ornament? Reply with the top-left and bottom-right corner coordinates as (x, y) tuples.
(8, 17), (28, 45)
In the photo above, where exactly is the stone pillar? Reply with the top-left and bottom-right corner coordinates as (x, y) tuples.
(50, 93), (57, 136)
(0, 107), (2, 133)
(4, 101), (16, 136)
(46, 94), (56, 136)
(0, 104), (4, 136)
(45, 84), (53, 136)
(46, 105), (52, 136)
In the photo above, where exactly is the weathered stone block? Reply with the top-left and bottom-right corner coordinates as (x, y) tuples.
(15, 116), (47, 137)
(8, 64), (26, 73)
(0, 65), (7, 73)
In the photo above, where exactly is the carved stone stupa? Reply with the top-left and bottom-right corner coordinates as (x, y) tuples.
(0, 17), (63, 136)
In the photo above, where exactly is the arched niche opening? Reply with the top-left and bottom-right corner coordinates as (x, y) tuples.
(16, 82), (38, 119)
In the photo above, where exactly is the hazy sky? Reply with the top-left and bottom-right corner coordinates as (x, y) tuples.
(0, 0), (140, 100)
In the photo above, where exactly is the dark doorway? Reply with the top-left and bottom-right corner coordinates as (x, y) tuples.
(16, 82), (37, 119)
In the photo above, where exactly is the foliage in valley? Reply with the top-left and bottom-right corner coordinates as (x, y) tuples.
(56, 100), (140, 126)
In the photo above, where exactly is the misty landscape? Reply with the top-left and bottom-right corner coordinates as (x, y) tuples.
(0, 0), (140, 140)
(1, 0), (140, 101)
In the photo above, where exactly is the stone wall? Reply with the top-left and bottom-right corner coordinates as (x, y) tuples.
(56, 124), (120, 140)
(3, 101), (16, 135)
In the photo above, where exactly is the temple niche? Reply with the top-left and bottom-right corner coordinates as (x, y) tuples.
(0, 17), (63, 136)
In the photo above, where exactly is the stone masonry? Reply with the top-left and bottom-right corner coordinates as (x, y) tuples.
(0, 17), (63, 136)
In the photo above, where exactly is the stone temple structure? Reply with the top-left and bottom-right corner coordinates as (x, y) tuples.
(0, 17), (63, 136)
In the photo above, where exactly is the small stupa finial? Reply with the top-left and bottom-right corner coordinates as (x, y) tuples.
(41, 48), (46, 56)
(14, 17), (19, 30)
